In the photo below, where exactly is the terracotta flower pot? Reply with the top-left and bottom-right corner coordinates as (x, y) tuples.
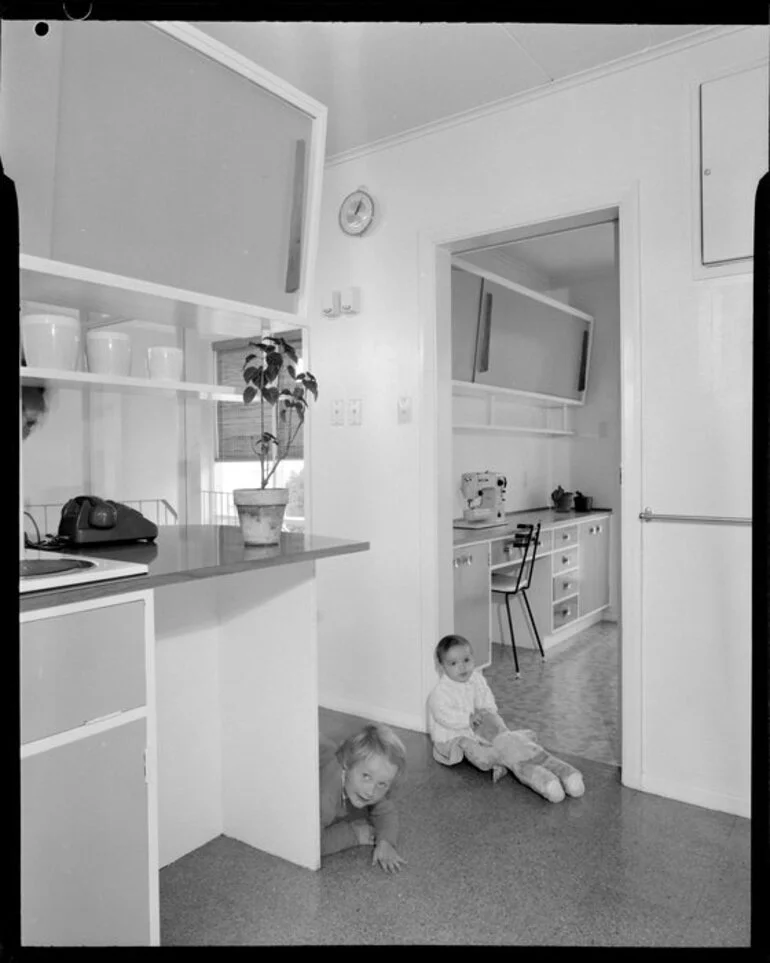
(233, 488), (289, 545)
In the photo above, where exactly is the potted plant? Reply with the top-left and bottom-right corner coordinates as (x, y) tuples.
(232, 334), (318, 545)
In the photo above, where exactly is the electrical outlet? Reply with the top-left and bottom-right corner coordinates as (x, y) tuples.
(397, 396), (412, 424)
(331, 399), (345, 426)
(348, 398), (362, 426)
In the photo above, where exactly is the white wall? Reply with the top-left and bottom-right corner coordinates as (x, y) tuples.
(308, 27), (763, 813)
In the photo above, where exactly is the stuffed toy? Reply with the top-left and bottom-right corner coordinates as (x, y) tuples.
(471, 709), (585, 803)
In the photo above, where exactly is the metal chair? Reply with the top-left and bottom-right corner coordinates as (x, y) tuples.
(491, 522), (545, 677)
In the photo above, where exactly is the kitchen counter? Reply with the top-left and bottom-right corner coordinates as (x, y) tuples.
(20, 524), (370, 612)
(453, 507), (612, 548)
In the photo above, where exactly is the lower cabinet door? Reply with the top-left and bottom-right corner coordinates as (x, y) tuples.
(21, 718), (151, 946)
(453, 544), (491, 665)
(579, 518), (610, 616)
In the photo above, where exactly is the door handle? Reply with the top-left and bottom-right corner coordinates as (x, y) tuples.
(639, 507), (751, 526)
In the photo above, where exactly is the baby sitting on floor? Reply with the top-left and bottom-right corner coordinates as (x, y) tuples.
(427, 634), (584, 802)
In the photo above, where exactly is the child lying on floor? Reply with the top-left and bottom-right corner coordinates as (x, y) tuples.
(319, 723), (408, 873)
(427, 634), (584, 802)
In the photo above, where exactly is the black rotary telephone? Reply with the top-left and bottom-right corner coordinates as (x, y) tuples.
(58, 496), (158, 545)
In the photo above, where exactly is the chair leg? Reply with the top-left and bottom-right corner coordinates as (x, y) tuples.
(503, 593), (520, 678)
(521, 589), (545, 661)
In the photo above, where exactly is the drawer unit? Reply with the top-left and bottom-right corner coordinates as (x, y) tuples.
(552, 525), (578, 549)
(553, 572), (579, 603)
(21, 600), (147, 745)
(552, 545), (578, 574)
(553, 596), (579, 630)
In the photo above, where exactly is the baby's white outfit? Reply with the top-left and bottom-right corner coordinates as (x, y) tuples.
(427, 669), (500, 765)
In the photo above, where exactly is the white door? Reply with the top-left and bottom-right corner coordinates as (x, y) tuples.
(638, 276), (752, 816)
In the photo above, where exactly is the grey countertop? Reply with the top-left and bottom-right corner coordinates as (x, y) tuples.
(453, 507), (612, 548)
(20, 525), (370, 613)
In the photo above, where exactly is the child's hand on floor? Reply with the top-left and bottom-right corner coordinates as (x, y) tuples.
(351, 820), (375, 846)
(372, 839), (406, 873)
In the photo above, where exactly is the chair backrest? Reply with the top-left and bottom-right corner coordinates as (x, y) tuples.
(511, 522), (541, 593)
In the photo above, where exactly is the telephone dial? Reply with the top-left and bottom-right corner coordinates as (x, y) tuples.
(58, 495), (158, 545)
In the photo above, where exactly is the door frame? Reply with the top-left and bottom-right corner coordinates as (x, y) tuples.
(417, 184), (643, 788)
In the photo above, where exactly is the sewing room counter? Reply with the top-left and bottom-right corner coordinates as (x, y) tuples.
(452, 507), (613, 548)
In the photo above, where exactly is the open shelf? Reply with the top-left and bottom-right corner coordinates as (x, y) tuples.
(20, 255), (299, 335)
(453, 423), (573, 437)
(20, 366), (242, 402)
(452, 379), (583, 408)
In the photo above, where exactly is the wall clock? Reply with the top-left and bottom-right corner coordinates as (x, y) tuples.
(338, 189), (376, 237)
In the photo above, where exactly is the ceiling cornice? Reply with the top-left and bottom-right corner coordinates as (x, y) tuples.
(325, 24), (748, 168)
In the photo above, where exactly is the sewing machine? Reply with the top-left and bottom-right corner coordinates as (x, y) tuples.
(454, 471), (508, 529)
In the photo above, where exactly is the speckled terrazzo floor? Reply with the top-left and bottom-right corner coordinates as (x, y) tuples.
(484, 620), (620, 765)
(159, 704), (751, 947)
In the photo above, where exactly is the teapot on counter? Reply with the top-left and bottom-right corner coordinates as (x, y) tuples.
(551, 486), (574, 513)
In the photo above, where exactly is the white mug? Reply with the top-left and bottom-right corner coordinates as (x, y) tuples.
(147, 346), (184, 381)
(86, 330), (132, 376)
(22, 314), (81, 370)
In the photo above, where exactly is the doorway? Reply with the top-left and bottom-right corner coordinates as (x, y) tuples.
(418, 193), (643, 787)
(455, 216), (621, 764)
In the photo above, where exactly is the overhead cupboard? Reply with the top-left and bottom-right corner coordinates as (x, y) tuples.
(450, 258), (594, 437)
(3, 19), (327, 325)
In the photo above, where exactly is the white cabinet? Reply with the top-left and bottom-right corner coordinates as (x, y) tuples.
(21, 720), (151, 946)
(453, 543), (491, 666)
(2, 20), (326, 322)
(473, 277), (591, 402)
(578, 518), (610, 617)
(700, 63), (769, 265)
(20, 594), (157, 946)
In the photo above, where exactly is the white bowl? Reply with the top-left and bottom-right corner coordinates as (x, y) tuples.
(86, 329), (132, 376)
(22, 314), (81, 370)
(147, 346), (184, 381)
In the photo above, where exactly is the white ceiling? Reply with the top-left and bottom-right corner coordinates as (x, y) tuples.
(196, 21), (716, 158)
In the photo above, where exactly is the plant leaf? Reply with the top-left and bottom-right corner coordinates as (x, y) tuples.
(261, 386), (279, 405)
(243, 385), (257, 405)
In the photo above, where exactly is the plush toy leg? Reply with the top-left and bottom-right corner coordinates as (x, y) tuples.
(540, 754), (585, 797)
(511, 760), (565, 803)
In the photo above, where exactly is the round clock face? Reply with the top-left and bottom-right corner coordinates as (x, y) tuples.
(339, 190), (375, 236)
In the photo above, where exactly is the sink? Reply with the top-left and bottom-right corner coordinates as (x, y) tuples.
(20, 558), (96, 578)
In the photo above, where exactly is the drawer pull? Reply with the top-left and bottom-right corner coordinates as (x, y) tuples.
(562, 582), (571, 590)
(562, 556), (569, 564)
(562, 533), (570, 540)
(560, 608), (569, 616)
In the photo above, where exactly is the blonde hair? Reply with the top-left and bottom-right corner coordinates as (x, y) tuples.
(336, 723), (407, 784)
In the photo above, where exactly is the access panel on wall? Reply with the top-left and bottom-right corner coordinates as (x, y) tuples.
(1, 21), (317, 313)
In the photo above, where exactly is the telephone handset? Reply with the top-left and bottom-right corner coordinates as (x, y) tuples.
(59, 495), (158, 544)
(66, 495), (119, 528)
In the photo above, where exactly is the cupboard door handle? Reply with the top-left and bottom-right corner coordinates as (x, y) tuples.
(284, 138), (307, 294)
(476, 290), (492, 373)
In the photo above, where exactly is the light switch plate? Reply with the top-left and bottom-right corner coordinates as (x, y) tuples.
(348, 398), (362, 425)
(331, 399), (345, 426)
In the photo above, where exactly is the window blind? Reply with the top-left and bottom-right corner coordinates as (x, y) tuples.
(214, 332), (304, 462)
